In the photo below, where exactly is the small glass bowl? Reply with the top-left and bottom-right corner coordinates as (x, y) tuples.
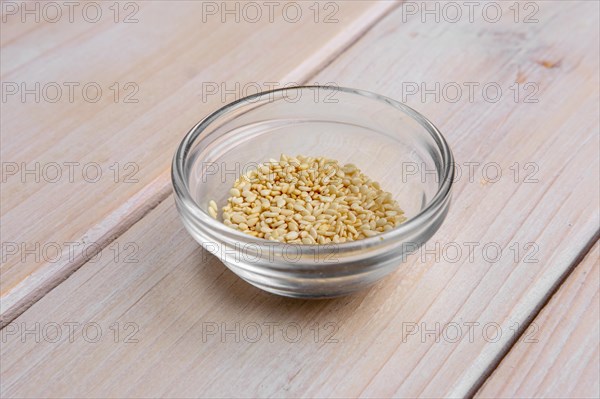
(172, 86), (454, 298)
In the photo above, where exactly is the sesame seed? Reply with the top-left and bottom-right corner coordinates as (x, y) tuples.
(208, 206), (217, 219)
(213, 154), (405, 244)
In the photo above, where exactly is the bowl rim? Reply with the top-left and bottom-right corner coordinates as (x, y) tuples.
(172, 85), (454, 253)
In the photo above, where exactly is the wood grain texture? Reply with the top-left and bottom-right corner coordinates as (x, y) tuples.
(1, 1), (599, 398)
(307, 2), (600, 396)
(477, 242), (599, 398)
(0, 0), (398, 326)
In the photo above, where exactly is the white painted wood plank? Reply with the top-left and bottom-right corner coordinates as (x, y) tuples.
(0, 0), (398, 326)
(477, 242), (599, 398)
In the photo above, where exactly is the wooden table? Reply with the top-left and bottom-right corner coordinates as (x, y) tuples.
(1, 1), (598, 397)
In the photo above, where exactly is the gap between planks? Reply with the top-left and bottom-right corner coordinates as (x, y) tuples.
(0, 1), (402, 329)
(467, 232), (600, 397)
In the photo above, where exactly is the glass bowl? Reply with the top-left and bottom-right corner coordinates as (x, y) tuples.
(172, 86), (454, 298)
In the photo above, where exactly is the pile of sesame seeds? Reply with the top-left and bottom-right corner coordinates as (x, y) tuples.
(208, 154), (406, 244)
